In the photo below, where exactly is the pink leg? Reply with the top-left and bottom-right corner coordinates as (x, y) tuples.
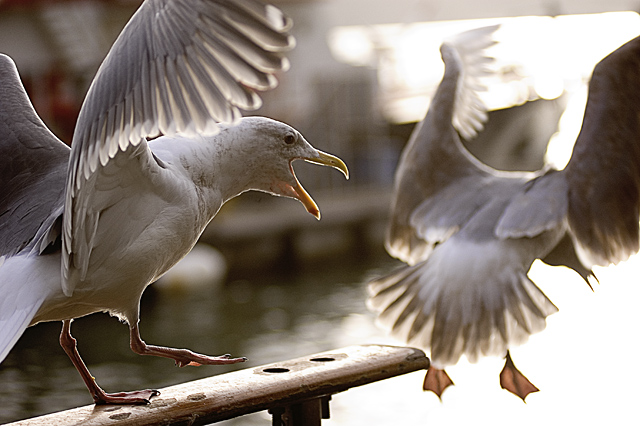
(129, 323), (247, 367)
(59, 320), (159, 405)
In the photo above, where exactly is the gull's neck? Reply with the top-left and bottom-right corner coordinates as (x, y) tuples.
(148, 128), (262, 216)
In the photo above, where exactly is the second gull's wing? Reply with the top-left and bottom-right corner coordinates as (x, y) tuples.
(386, 25), (498, 264)
(564, 34), (640, 266)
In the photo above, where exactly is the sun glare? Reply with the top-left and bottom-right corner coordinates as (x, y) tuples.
(328, 11), (640, 126)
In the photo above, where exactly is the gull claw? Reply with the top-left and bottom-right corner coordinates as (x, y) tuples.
(93, 389), (161, 405)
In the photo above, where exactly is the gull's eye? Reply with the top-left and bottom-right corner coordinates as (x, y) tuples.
(284, 134), (295, 145)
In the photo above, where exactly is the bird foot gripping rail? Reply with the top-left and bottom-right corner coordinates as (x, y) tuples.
(7, 345), (429, 426)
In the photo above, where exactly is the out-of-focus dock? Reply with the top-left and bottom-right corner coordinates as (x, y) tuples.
(202, 186), (393, 270)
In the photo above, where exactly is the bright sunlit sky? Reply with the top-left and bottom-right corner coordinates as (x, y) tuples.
(329, 11), (640, 126)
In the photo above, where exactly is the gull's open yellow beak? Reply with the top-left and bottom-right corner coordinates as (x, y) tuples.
(303, 150), (349, 180)
(292, 150), (349, 220)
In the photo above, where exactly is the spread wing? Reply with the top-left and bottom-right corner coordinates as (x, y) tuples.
(564, 34), (640, 266)
(0, 54), (69, 259)
(385, 25), (501, 264)
(62, 0), (294, 295)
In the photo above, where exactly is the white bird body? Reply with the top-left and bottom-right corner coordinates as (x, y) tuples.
(2, 118), (314, 325)
(368, 26), (640, 400)
(0, 0), (348, 405)
(372, 168), (566, 368)
(1, 115), (347, 358)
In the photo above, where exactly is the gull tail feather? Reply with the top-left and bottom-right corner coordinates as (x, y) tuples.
(367, 256), (557, 368)
(0, 298), (45, 363)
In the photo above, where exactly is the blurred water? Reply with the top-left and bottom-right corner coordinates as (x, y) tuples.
(0, 250), (398, 424)
(2, 250), (640, 426)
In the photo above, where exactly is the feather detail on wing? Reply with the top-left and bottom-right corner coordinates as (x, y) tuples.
(62, 0), (295, 296)
(564, 34), (640, 266)
(442, 25), (498, 141)
(495, 170), (568, 239)
(410, 176), (527, 246)
(70, 0), (294, 183)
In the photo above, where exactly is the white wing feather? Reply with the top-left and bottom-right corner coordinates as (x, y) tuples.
(442, 24), (497, 140)
(62, 0), (294, 296)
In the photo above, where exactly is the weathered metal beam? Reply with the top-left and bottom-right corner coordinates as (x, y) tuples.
(7, 344), (428, 426)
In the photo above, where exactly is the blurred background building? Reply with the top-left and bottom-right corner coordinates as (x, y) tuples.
(3, 0), (639, 271)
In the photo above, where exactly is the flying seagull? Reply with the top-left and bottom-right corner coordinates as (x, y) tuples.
(0, 0), (348, 405)
(368, 25), (640, 401)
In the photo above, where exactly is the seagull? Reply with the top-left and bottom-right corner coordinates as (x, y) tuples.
(0, 0), (348, 405)
(367, 25), (640, 401)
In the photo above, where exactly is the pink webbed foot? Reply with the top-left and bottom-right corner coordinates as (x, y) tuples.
(499, 351), (539, 401)
(423, 366), (454, 399)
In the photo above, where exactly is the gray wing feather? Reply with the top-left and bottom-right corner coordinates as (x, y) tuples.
(564, 34), (640, 266)
(495, 170), (568, 239)
(386, 25), (499, 264)
(0, 54), (69, 258)
(442, 25), (497, 140)
(70, 0), (294, 183)
(410, 175), (527, 246)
